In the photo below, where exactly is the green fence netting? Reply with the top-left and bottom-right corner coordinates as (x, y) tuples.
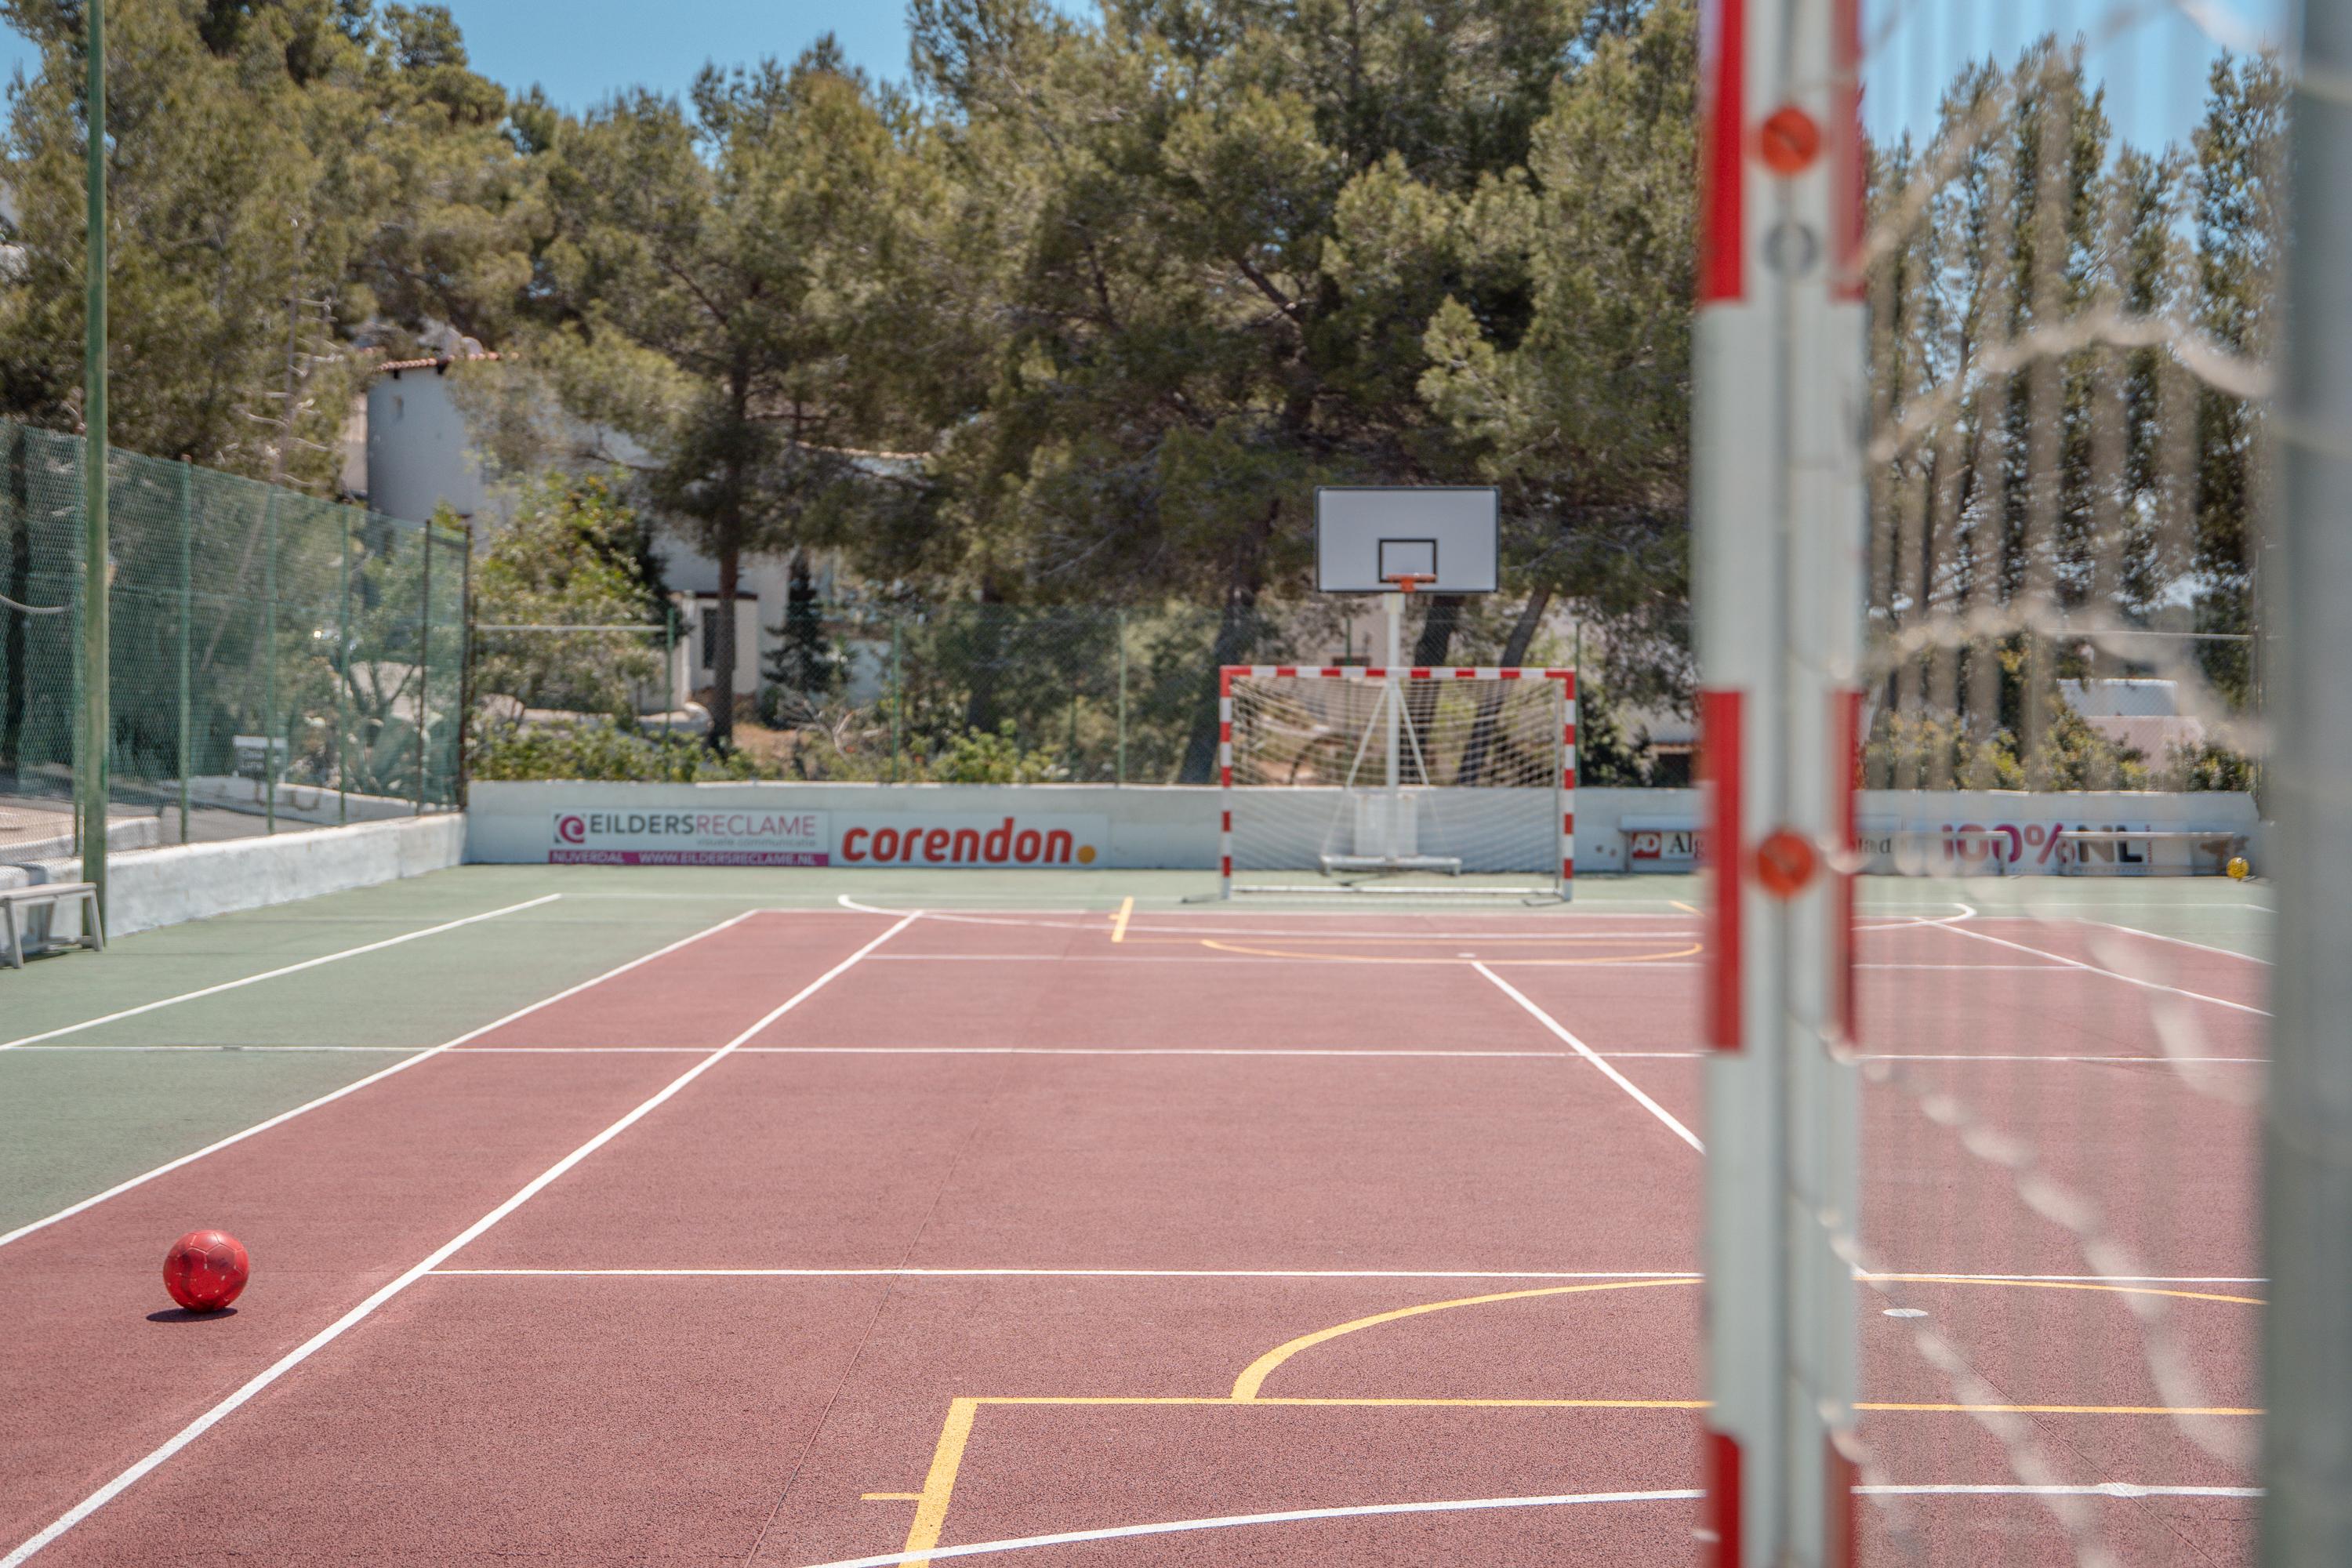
(0, 420), (468, 849)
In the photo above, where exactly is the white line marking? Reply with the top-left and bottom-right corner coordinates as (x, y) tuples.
(794, 1490), (1705, 1568)
(13, 1044), (420, 1053)
(1867, 1483), (2263, 1498)
(0, 895), (562, 1051)
(1930, 920), (2269, 1017)
(782, 1483), (2261, 1568)
(0, 910), (919, 1567)
(466, 1044), (1605, 1059)
(833, 894), (1693, 937)
(2065, 916), (2270, 966)
(1471, 963), (1704, 1152)
(32, 1044), (2253, 1068)
(430, 1268), (1703, 1280)
(425, 1267), (2264, 1284)
(0, 911), (760, 1251)
(1862, 1054), (2266, 1064)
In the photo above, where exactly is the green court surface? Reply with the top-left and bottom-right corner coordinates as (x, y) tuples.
(0, 863), (2268, 1237)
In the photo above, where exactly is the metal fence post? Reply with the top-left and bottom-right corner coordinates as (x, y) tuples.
(78, 0), (108, 910)
(456, 522), (474, 808)
(1116, 609), (1128, 786)
(414, 524), (431, 814)
(176, 457), (191, 844)
(888, 615), (903, 785)
(336, 507), (350, 825)
(262, 494), (278, 835)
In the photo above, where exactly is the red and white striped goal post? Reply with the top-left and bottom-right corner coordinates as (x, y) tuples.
(1216, 664), (1578, 898)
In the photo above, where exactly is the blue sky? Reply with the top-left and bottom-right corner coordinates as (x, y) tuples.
(1, 0), (2289, 148)
(0, 2), (946, 111)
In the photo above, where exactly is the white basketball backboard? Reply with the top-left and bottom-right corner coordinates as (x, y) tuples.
(1315, 487), (1499, 593)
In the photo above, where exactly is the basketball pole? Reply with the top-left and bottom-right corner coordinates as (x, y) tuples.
(79, 0), (109, 913)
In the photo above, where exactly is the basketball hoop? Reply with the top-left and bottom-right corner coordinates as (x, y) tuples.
(1384, 574), (1436, 596)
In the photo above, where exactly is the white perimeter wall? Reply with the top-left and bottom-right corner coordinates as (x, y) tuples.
(466, 780), (2261, 876)
(2, 814), (467, 938)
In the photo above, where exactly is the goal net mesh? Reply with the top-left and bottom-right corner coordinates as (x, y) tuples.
(1223, 672), (1566, 892)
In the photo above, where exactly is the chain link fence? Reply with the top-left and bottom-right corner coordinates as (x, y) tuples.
(697, 595), (1592, 786)
(0, 420), (467, 855)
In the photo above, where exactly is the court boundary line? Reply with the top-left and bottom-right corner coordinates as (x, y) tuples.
(5, 1044), (2271, 1067)
(0, 909), (920, 1568)
(425, 1267), (2268, 1284)
(1470, 962), (1703, 1152)
(0, 893), (562, 1051)
(1931, 918), (2268, 1017)
(0, 909), (762, 1250)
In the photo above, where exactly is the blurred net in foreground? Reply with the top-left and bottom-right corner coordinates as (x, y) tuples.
(0, 421), (467, 848)
(1849, 2), (2272, 1564)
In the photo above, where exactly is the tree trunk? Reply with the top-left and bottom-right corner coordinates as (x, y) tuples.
(964, 575), (1006, 739)
(1178, 501), (1280, 784)
(1402, 593), (1466, 784)
(1460, 586), (1552, 786)
(1178, 587), (1263, 784)
(711, 543), (740, 752)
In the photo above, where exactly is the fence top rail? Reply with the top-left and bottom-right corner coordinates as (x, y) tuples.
(1221, 664), (1576, 683)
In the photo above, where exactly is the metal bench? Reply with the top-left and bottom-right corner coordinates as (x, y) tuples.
(0, 882), (105, 969)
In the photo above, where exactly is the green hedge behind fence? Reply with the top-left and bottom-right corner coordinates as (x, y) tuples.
(0, 421), (469, 837)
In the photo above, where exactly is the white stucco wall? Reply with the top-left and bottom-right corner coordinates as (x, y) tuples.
(2, 814), (467, 938)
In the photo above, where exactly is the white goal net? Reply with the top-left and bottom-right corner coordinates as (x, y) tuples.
(1218, 666), (1574, 898)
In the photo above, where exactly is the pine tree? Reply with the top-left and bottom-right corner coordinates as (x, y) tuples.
(759, 554), (844, 725)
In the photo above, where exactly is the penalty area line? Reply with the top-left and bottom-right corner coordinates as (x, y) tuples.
(0, 909), (757, 1250)
(1472, 962), (1702, 1152)
(0, 911), (919, 1568)
(0, 893), (563, 1051)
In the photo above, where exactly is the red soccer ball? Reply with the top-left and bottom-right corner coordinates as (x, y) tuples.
(162, 1229), (249, 1312)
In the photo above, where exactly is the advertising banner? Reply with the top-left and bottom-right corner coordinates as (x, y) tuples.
(834, 814), (1109, 868)
(549, 808), (830, 866)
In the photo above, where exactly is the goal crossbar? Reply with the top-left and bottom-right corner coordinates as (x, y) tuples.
(1218, 665), (1577, 899)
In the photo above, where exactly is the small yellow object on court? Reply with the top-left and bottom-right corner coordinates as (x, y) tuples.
(2227, 856), (2251, 881)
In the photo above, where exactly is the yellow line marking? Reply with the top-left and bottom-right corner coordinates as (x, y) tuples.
(863, 1493), (924, 1501)
(898, 1396), (979, 1566)
(1230, 1274), (2260, 1403)
(895, 1275), (2263, 1555)
(1231, 1279), (1702, 1400)
(1196, 938), (1704, 966)
(1671, 899), (1702, 914)
(1110, 898), (1133, 944)
(1865, 1274), (2267, 1307)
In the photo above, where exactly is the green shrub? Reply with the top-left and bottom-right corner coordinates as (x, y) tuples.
(471, 721), (763, 782)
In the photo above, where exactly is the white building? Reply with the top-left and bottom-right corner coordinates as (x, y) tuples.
(2059, 677), (2207, 759)
(360, 348), (861, 716)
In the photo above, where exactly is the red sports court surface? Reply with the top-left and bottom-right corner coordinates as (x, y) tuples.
(1, 899), (2263, 1566)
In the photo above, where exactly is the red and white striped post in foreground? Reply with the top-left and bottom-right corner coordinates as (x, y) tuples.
(1693, 0), (1867, 1563)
